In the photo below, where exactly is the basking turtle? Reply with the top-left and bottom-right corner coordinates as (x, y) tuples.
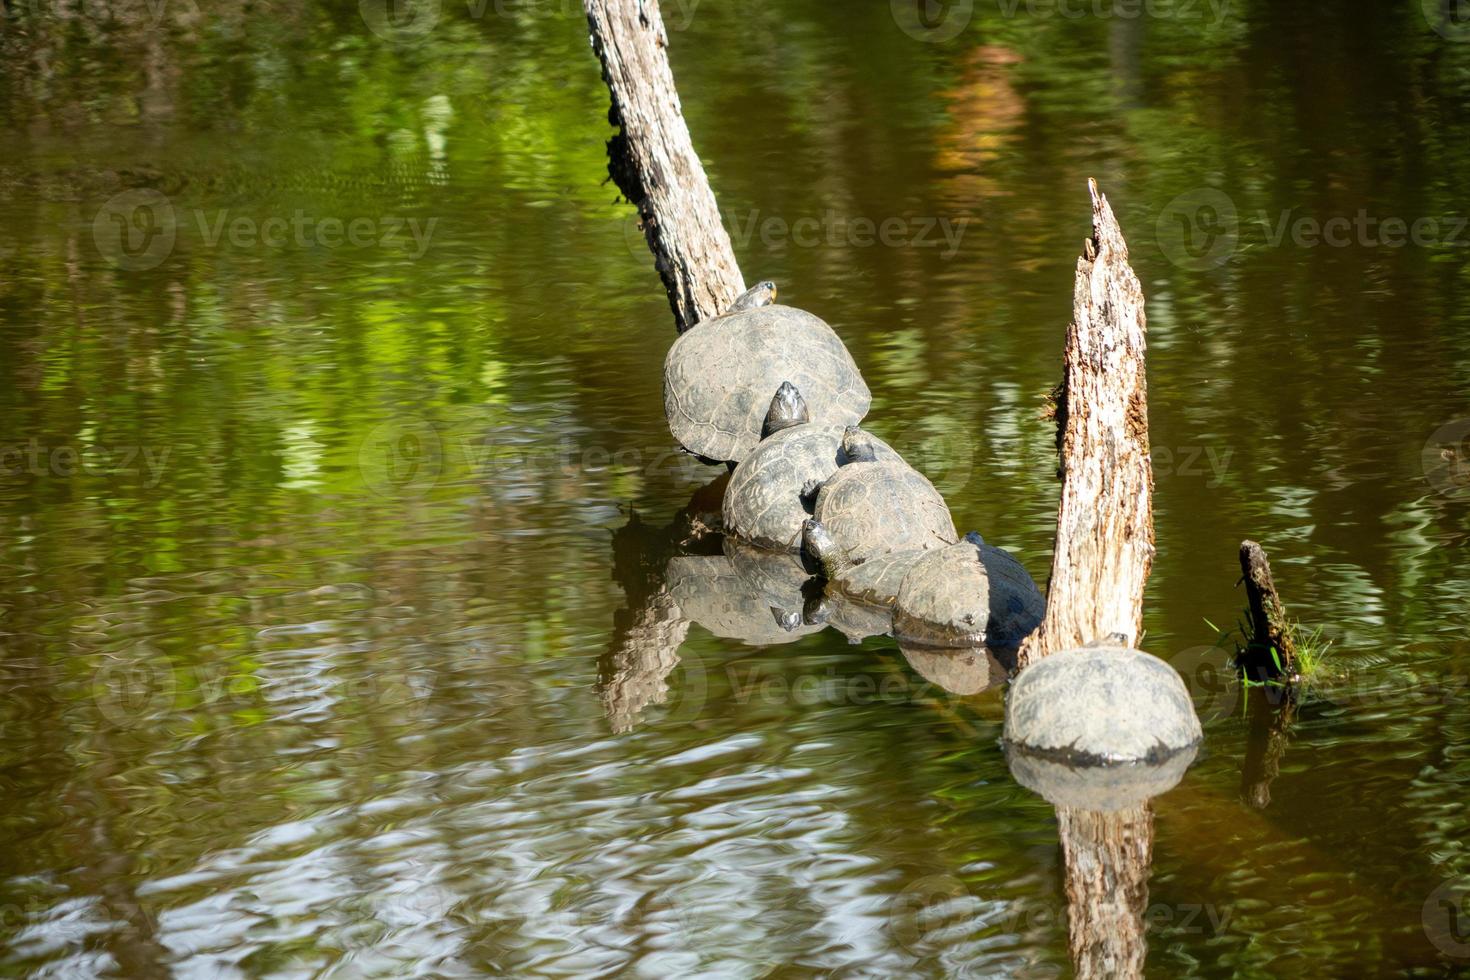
(811, 428), (957, 564)
(801, 520), (921, 603)
(664, 288), (871, 463)
(893, 531), (1045, 649)
(725, 389), (900, 552)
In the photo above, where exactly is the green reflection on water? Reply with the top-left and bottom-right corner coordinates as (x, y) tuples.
(3, 0), (1470, 975)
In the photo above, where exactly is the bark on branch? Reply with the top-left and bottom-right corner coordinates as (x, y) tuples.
(1018, 179), (1155, 668)
(584, 0), (746, 332)
(1238, 539), (1297, 679)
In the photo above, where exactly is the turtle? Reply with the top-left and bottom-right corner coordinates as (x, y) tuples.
(664, 289), (872, 463)
(810, 428), (957, 564)
(892, 531), (1045, 649)
(1002, 644), (1204, 768)
(724, 391), (901, 552)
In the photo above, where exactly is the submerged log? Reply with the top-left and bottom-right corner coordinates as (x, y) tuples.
(1018, 179), (1154, 669)
(1238, 539), (1297, 680)
(584, 0), (746, 332)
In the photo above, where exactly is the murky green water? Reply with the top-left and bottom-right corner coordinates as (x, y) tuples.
(3, 0), (1470, 975)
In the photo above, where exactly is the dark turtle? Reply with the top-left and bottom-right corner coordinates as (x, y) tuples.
(892, 532), (1045, 649)
(664, 295), (871, 463)
(725, 400), (901, 552)
(811, 428), (957, 563)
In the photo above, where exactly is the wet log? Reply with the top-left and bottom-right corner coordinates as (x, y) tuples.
(584, 0), (746, 332)
(1238, 539), (1297, 680)
(1018, 179), (1155, 668)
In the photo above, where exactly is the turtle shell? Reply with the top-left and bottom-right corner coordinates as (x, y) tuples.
(892, 539), (1044, 649)
(667, 553), (820, 647)
(813, 461), (957, 563)
(832, 549), (923, 607)
(724, 424), (900, 551)
(664, 305), (871, 463)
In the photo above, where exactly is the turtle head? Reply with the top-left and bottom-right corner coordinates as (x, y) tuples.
(727, 280), (777, 313)
(771, 607), (803, 633)
(762, 381), (810, 438)
(801, 518), (846, 579)
(839, 426), (878, 464)
(963, 531), (985, 548)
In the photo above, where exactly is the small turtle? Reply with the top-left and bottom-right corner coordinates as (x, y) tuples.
(892, 532), (1045, 649)
(1003, 644), (1204, 771)
(724, 397), (899, 552)
(664, 290), (871, 463)
(811, 428), (957, 564)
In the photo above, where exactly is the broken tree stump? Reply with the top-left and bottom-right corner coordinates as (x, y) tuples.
(1004, 181), (1169, 980)
(1238, 539), (1297, 680)
(1017, 178), (1155, 668)
(584, 0), (746, 332)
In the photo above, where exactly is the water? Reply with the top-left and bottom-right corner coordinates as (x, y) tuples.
(3, 0), (1470, 975)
